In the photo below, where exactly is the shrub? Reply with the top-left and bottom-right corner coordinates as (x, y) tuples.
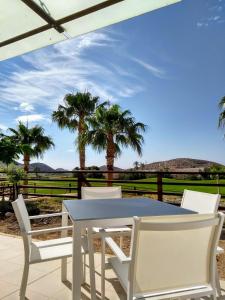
(0, 201), (13, 216)
(5, 164), (25, 184)
(26, 202), (40, 216)
(0, 200), (40, 217)
(118, 173), (146, 180)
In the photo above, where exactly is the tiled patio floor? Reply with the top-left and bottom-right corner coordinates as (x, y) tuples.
(0, 233), (225, 300)
(0, 233), (127, 299)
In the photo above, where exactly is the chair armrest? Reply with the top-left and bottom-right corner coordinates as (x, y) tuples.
(29, 212), (68, 219)
(27, 225), (73, 236)
(104, 237), (131, 264)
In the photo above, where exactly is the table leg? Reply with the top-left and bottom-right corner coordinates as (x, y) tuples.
(72, 222), (82, 300)
(87, 226), (96, 300)
(61, 204), (68, 282)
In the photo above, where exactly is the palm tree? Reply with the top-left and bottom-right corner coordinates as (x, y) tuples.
(140, 162), (145, 170)
(85, 104), (147, 184)
(133, 161), (140, 170)
(9, 122), (54, 190)
(218, 96), (225, 129)
(52, 91), (101, 170)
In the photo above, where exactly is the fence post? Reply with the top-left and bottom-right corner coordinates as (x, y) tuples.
(16, 183), (19, 198)
(157, 172), (163, 201)
(2, 185), (5, 201)
(12, 184), (15, 201)
(77, 172), (83, 199)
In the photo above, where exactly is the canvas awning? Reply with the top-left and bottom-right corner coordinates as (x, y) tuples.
(0, 0), (181, 61)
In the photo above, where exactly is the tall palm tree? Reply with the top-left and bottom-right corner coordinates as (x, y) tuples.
(218, 96), (225, 129)
(85, 104), (147, 184)
(52, 91), (101, 170)
(9, 122), (54, 189)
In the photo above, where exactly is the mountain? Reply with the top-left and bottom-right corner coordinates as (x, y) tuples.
(143, 158), (224, 171)
(28, 163), (55, 172)
(99, 165), (124, 178)
(55, 168), (68, 172)
(99, 165), (124, 171)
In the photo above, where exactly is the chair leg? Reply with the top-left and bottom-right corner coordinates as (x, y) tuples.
(87, 228), (96, 300)
(101, 238), (106, 300)
(82, 254), (86, 284)
(119, 235), (123, 248)
(61, 258), (67, 282)
(20, 261), (29, 300)
(216, 265), (222, 297)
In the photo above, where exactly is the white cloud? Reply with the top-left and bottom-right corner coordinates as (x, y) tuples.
(15, 102), (35, 112)
(0, 123), (7, 131)
(197, 1), (224, 28)
(16, 114), (46, 123)
(131, 57), (166, 79)
(197, 22), (203, 27)
(213, 15), (220, 21)
(0, 31), (145, 113)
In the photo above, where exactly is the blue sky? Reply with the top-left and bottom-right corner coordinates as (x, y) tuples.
(0, 0), (225, 170)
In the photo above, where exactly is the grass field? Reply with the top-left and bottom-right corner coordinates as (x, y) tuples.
(23, 177), (225, 198)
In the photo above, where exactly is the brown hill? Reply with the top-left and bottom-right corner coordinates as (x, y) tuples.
(144, 158), (224, 171)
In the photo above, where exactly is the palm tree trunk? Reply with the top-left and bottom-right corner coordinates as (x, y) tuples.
(106, 135), (115, 186)
(78, 116), (85, 170)
(23, 154), (30, 198)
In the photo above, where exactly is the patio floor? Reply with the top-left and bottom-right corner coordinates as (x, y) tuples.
(0, 234), (225, 300)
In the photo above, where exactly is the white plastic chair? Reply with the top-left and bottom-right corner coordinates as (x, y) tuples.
(12, 195), (88, 300)
(181, 189), (223, 295)
(81, 187), (132, 240)
(101, 213), (224, 300)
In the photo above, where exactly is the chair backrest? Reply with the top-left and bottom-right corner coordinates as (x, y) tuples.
(129, 213), (224, 298)
(181, 189), (220, 213)
(81, 186), (122, 199)
(12, 195), (31, 242)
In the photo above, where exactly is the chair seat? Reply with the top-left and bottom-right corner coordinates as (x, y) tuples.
(93, 226), (132, 235)
(108, 257), (212, 300)
(217, 246), (224, 255)
(108, 256), (129, 291)
(30, 237), (88, 263)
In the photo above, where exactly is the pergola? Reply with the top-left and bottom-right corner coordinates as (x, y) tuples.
(0, 0), (181, 61)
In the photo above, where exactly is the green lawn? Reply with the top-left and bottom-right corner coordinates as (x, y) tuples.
(21, 177), (225, 198)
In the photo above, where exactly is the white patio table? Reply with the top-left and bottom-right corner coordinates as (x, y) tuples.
(63, 197), (194, 300)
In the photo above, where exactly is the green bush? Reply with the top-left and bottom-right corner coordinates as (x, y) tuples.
(5, 164), (25, 184)
(0, 201), (13, 216)
(118, 173), (146, 180)
(26, 202), (40, 216)
(0, 200), (40, 217)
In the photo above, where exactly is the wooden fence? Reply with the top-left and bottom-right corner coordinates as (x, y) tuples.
(4, 170), (223, 208)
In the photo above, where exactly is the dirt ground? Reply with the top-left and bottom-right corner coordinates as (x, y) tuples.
(1, 214), (225, 280)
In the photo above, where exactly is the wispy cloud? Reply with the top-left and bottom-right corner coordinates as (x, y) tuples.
(197, 0), (225, 27)
(0, 31), (145, 113)
(131, 57), (166, 79)
(16, 114), (46, 123)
